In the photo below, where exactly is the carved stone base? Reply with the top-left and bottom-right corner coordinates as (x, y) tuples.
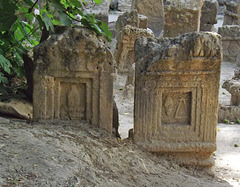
(136, 140), (215, 167)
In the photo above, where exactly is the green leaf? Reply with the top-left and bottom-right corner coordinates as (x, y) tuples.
(59, 13), (72, 26)
(51, 0), (65, 12)
(0, 54), (11, 74)
(100, 21), (112, 40)
(0, 72), (8, 84)
(19, 6), (29, 13)
(36, 15), (45, 29)
(70, 0), (82, 7)
(0, 1), (17, 31)
(24, 13), (34, 22)
(93, 0), (103, 5)
(42, 12), (54, 32)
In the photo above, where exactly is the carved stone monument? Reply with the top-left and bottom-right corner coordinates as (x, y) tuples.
(115, 25), (154, 73)
(200, 0), (218, 31)
(223, 0), (240, 25)
(219, 69), (240, 122)
(164, 0), (203, 37)
(131, 0), (164, 36)
(134, 32), (222, 167)
(33, 27), (114, 132)
(218, 25), (240, 63)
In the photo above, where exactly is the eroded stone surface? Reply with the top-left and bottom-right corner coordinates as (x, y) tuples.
(222, 69), (240, 106)
(200, 0), (218, 31)
(223, 0), (240, 25)
(164, 0), (203, 37)
(218, 25), (240, 63)
(131, 0), (164, 36)
(33, 27), (114, 132)
(134, 32), (222, 167)
(114, 25), (154, 73)
(83, 0), (110, 24)
(115, 10), (139, 38)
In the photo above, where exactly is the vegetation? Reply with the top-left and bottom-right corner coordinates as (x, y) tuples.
(0, 0), (112, 100)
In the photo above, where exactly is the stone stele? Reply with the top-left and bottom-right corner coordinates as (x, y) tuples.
(134, 32), (222, 167)
(131, 0), (164, 36)
(223, 0), (240, 25)
(33, 27), (114, 133)
(164, 0), (203, 37)
(218, 25), (240, 63)
(200, 0), (218, 31)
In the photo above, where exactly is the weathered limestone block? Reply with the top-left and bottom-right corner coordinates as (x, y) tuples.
(223, 69), (240, 106)
(119, 0), (132, 12)
(83, 0), (110, 24)
(223, 0), (240, 25)
(116, 10), (139, 38)
(131, 0), (164, 36)
(134, 32), (222, 167)
(219, 69), (240, 121)
(200, 0), (218, 31)
(218, 25), (240, 63)
(164, 0), (203, 37)
(114, 25), (154, 73)
(33, 27), (114, 133)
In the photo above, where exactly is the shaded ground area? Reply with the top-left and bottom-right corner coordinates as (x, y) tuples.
(0, 119), (236, 187)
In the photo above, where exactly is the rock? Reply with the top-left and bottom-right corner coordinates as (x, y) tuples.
(110, 0), (119, 10)
(113, 100), (121, 138)
(0, 99), (33, 120)
(223, 0), (240, 25)
(200, 0), (218, 31)
(131, 0), (164, 36)
(218, 25), (240, 63)
(114, 25), (154, 73)
(164, 0), (203, 37)
(83, 0), (110, 24)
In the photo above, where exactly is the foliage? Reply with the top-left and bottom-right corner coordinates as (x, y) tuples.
(0, 0), (112, 99)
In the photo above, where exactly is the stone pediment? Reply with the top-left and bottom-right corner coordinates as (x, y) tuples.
(34, 27), (113, 76)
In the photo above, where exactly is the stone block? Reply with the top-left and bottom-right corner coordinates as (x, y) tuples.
(83, 0), (110, 24)
(131, 0), (164, 36)
(134, 32), (222, 167)
(115, 10), (139, 38)
(33, 27), (114, 133)
(218, 25), (240, 63)
(223, 0), (240, 25)
(200, 0), (218, 31)
(114, 25), (154, 73)
(164, 0), (203, 37)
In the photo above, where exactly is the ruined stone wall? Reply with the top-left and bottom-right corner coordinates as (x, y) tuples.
(134, 32), (222, 166)
(33, 27), (114, 133)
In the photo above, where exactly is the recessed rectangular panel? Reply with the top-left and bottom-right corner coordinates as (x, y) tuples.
(162, 92), (192, 126)
(59, 82), (86, 120)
